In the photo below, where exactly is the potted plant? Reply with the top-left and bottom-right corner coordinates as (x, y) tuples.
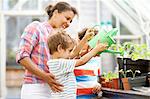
(127, 70), (147, 89)
(119, 69), (131, 90)
(109, 42), (150, 76)
(101, 71), (119, 89)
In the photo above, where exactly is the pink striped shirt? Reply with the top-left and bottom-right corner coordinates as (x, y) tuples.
(16, 21), (53, 84)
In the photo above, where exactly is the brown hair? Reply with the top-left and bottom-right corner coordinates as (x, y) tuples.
(78, 28), (88, 40)
(78, 28), (98, 40)
(47, 31), (74, 54)
(45, 2), (78, 19)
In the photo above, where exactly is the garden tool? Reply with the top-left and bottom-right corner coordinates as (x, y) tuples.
(88, 27), (123, 55)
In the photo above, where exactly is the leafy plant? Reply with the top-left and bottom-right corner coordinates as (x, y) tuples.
(109, 42), (150, 60)
(101, 71), (119, 81)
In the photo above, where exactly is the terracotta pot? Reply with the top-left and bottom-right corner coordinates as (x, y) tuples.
(100, 77), (106, 83)
(112, 78), (119, 89)
(101, 81), (107, 87)
(106, 81), (112, 88)
(122, 78), (131, 90)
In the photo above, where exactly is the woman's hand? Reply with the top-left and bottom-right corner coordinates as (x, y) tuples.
(92, 83), (102, 94)
(44, 73), (64, 93)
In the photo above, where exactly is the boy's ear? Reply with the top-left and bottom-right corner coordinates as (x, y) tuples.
(57, 44), (63, 52)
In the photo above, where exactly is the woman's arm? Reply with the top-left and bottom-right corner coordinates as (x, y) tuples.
(19, 57), (63, 92)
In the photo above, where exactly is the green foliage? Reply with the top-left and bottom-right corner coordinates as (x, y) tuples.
(101, 71), (119, 81)
(109, 42), (150, 60)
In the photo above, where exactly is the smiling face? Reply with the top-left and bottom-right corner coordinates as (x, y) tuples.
(50, 10), (75, 29)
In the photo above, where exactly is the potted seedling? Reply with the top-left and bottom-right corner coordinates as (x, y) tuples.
(127, 70), (147, 89)
(109, 42), (150, 77)
(119, 69), (132, 90)
(101, 71), (119, 89)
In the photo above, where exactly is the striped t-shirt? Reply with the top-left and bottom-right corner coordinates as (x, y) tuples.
(74, 57), (101, 99)
(47, 59), (76, 99)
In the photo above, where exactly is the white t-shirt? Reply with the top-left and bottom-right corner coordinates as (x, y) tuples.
(47, 59), (76, 99)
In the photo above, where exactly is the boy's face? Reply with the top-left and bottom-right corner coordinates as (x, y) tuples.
(60, 44), (74, 59)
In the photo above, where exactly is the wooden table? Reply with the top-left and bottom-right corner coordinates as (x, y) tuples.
(102, 88), (150, 99)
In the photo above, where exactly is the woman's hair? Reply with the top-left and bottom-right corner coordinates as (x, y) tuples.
(45, 2), (78, 19)
(47, 31), (75, 54)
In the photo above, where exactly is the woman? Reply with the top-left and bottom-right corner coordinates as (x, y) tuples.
(16, 2), (82, 99)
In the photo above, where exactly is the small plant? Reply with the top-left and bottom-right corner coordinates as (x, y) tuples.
(101, 71), (119, 81)
(119, 69), (141, 78)
(109, 42), (150, 60)
(130, 70), (141, 78)
(119, 69), (132, 78)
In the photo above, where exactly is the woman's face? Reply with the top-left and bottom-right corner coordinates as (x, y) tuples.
(52, 10), (75, 29)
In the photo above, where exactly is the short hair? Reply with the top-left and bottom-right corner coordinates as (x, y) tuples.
(45, 2), (78, 19)
(47, 31), (74, 54)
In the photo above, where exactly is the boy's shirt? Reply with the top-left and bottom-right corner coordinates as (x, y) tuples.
(74, 57), (101, 99)
(47, 59), (76, 99)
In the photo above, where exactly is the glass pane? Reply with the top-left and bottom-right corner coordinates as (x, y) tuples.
(2, 0), (18, 10)
(79, 0), (97, 28)
(22, 0), (38, 10)
(6, 16), (47, 66)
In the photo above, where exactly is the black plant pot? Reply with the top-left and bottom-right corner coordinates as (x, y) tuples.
(117, 58), (150, 89)
(117, 58), (150, 77)
(128, 76), (146, 89)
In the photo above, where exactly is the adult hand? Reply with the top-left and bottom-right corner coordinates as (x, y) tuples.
(44, 73), (64, 93)
(92, 83), (102, 94)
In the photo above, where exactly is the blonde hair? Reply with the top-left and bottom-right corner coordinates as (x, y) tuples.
(47, 31), (75, 54)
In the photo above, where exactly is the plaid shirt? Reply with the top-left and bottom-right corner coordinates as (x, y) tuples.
(16, 21), (53, 84)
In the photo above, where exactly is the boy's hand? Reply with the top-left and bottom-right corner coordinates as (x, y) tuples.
(95, 41), (108, 52)
(92, 83), (102, 94)
(44, 73), (64, 93)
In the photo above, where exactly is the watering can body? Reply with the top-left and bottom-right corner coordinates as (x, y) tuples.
(88, 28), (122, 55)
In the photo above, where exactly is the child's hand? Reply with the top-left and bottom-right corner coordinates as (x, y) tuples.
(92, 83), (102, 94)
(95, 41), (108, 52)
(84, 28), (95, 41)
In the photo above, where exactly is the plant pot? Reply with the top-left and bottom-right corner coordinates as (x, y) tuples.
(100, 77), (106, 83)
(101, 81), (107, 87)
(121, 78), (131, 90)
(106, 81), (112, 88)
(112, 78), (119, 89)
(117, 58), (150, 77)
(128, 76), (146, 89)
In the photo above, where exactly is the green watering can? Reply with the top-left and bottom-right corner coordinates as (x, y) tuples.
(88, 27), (123, 55)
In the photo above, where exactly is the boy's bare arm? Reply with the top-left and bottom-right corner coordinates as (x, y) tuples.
(75, 43), (107, 67)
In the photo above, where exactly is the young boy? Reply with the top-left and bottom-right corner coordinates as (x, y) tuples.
(47, 30), (107, 99)
(74, 28), (102, 99)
